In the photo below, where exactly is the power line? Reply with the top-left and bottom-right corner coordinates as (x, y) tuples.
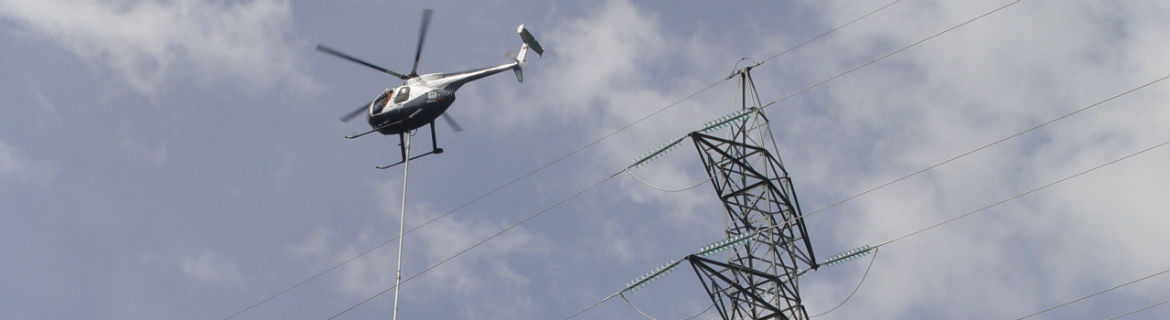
(682, 303), (716, 320)
(1106, 299), (1170, 320)
(620, 293), (659, 320)
(561, 4), (1169, 314)
(225, 66), (1167, 319)
(564, 138), (1168, 320)
(226, 40), (728, 320)
(809, 247), (881, 317)
(806, 137), (1169, 318)
(774, 139), (1167, 318)
(1014, 269), (1170, 320)
(718, 73), (1170, 319)
(875, 140), (1169, 248)
(564, 289), (625, 320)
(257, 0), (1087, 317)
(759, 0), (1023, 112)
(617, 292), (716, 320)
(221, 2), (904, 317)
(609, 73), (1168, 318)
(625, 168), (709, 193)
(326, 170), (625, 319)
(797, 73), (1170, 221)
(564, 0), (1077, 313)
(760, 0), (903, 64)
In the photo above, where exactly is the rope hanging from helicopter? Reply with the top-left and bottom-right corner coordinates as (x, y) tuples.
(390, 133), (411, 320)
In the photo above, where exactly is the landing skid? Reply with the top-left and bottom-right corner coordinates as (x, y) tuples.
(376, 122), (445, 169)
(346, 120), (403, 139)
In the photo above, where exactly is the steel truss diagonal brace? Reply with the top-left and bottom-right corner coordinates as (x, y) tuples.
(690, 131), (816, 268)
(688, 255), (805, 320)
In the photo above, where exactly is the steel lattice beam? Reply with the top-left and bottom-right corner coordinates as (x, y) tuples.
(688, 67), (816, 320)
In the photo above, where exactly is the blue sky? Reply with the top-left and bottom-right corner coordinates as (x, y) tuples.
(1, 0), (1167, 319)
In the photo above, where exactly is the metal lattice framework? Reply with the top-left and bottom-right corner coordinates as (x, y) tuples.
(687, 66), (817, 320)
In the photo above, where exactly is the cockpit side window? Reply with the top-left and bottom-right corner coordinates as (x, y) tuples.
(394, 87), (411, 103)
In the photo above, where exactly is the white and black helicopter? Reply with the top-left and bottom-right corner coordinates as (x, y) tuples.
(317, 9), (543, 169)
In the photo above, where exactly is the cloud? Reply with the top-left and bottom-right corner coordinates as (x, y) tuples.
(118, 136), (169, 167)
(0, 0), (318, 96)
(779, 0), (1170, 318)
(0, 139), (55, 185)
(180, 250), (243, 285)
(288, 227), (332, 259)
(328, 178), (549, 319)
(198, 1), (1167, 318)
(32, 90), (62, 128)
(446, 0), (1169, 318)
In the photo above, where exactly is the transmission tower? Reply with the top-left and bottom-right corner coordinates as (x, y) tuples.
(686, 64), (817, 320)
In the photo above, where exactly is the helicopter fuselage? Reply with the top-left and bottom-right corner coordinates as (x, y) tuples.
(368, 84), (456, 135)
(319, 18), (543, 168)
(366, 61), (518, 135)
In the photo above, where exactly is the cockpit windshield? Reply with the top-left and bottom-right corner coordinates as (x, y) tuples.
(371, 89), (392, 115)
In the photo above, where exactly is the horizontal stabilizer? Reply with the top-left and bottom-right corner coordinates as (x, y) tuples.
(517, 25), (544, 56)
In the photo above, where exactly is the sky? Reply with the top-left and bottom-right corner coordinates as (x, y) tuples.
(0, 0), (1167, 319)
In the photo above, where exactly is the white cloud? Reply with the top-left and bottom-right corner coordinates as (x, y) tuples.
(0, 139), (56, 185)
(288, 227), (331, 259)
(330, 178), (549, 319)
(216, 1), (1168, 318)
(180, 250), (243, 285)
(462, 0), (738, 230)
(447, 0), (1169, 318)
(32, 90), (62, 128)
(781, 0), (1170, 318)
(119, 136), (168, 167)
(0, 0), (318, 96)
(0, 140), (28, 180)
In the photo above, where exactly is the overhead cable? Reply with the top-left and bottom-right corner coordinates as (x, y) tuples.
(798, 73), (1170, 220)
(1014, 269), (1170, 320)
(620, 293), (659, 320)
(799, 139), (1169, 318)
(1106, 299), (1170, 320)
(566, 16), (1169, 317)
(875, 140), (1169, 249)
(810, 247), (881, 317)
(567, 80), (1169, 319)
(758, 0), (1024, 112)
(681, 303), (716, 320)
(565, 139), (1169, 320)
(625, 169), (710, 193)
(326, 170), (625, 319)
(760, 0), (903, 64)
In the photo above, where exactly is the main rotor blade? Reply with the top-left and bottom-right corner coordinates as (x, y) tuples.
(316, 44), (408, 80)
(409, 9), (433, 77)
(441, 113), (463, 132)
(339, 103), (368, 123)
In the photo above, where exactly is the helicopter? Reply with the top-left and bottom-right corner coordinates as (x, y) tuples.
(317, 9), (544, 169)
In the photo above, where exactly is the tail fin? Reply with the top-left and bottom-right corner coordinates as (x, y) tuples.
(513, 24), (543, 83)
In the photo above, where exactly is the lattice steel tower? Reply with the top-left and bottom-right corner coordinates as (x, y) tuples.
(686, 64), (818, 320)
